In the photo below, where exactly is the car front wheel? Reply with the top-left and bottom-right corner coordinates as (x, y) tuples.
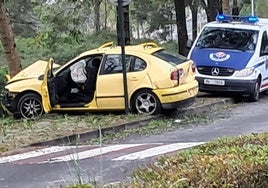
(17, 93), (44, 119)
(131, 89), (162, 115)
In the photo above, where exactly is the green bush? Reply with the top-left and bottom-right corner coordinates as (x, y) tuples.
(128, 133), (268, 188)
(0, 31), (118, 67)
(0, 66), (8, 97)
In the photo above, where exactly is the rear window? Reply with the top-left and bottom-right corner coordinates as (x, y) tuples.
(153, 50), (188, 65)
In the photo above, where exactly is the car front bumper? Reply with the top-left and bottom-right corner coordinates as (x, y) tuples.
(196, 77), (256, 94)
(154, 80), (199, 110)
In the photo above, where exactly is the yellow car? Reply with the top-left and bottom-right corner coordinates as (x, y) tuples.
(2, 42), (199, 119)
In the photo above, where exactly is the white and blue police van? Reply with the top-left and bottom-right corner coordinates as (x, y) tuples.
(188, 14), (268, 101)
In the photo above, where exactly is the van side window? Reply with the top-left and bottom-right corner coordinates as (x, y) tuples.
(260, 31), (268, 56)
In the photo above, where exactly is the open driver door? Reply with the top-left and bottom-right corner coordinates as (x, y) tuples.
(41, 58), (54, 113)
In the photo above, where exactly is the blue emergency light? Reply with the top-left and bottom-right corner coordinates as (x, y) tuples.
(216, 14), (226, 21)
(247, 16), (259, 23)
(216, 14), (259, 23)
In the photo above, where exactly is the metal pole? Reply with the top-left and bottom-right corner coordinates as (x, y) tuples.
(118, 0), (129, 114)
(251, 0), (254, 16)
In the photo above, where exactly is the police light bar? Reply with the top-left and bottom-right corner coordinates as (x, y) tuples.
(216, 14), (259, 23)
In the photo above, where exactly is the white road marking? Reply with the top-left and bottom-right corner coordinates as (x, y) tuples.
(0, 146), (79, 164)
(112, 142), (205, 161)
(39, 144), (145, 164)
(0, 142), (205, 164)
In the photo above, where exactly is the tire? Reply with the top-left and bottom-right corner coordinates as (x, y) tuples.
(131, 89), (162, 115)
(249, 80), (260, 102)
(17, 93), (44, 119)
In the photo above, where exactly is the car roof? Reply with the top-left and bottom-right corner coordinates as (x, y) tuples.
(79, 42), (164, 57)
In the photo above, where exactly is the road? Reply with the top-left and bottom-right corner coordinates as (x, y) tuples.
(0, 95), (268, 188)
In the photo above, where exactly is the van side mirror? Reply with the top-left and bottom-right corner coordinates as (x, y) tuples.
(186, 39), (193, 49)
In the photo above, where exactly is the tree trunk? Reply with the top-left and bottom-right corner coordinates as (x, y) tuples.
(222, 0), (231, 14)
(189, 4), (198, 41)
(93, 0), (102, 32)
(0, 3), (21, 78)
(137, 20), (140, 40)
(104, 0), (107, 30)
(174, 0), (188, 56)
(204, 0), (221, 22)
(232, 0), (239, 15)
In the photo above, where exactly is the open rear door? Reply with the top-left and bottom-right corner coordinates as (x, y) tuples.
(40, 58), (53, 113)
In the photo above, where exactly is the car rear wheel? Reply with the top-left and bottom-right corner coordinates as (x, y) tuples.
(17, 93), (44, 119)
(249, 80), (260, 102)
(131, 89), (162, 115)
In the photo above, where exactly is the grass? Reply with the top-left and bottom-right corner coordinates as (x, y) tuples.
(127, 132), (268, 188)
(0, 112), (149, 155)
(0, 97), (235, 155)
(60, 132), (268, 188)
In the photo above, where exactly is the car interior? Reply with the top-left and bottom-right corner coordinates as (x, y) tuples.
(48, 55), (102, 108)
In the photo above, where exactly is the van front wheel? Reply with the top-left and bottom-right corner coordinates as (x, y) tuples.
(249, 80), (260, 102)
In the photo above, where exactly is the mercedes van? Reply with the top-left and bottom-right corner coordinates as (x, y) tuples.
(188, 14), (268, 101)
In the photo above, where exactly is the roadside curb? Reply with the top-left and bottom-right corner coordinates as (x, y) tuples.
(29, 115), (161, 147)
(182, 97), (233, 115)
(28, 97), (234, 147)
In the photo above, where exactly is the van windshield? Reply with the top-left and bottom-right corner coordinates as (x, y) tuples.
(195, 27), (259, 51)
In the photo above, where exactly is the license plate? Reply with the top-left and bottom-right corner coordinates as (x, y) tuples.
(204, 79), (225, 86)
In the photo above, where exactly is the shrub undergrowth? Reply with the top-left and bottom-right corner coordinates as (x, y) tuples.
(128, 132), (268, 188)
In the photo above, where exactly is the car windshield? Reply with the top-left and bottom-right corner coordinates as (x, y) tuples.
(153, 50), (188, 65)
(195, 27), (259, 51)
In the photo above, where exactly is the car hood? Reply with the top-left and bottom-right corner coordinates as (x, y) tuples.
(6, 60), (60, 84)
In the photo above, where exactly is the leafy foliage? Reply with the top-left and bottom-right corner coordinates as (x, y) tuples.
(128, 133), (268, 188)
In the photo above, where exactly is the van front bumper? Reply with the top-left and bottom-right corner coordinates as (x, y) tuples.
(196, 77), (256, 94)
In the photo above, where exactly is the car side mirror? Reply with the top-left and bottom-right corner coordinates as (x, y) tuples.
(186, 39), (193, 49)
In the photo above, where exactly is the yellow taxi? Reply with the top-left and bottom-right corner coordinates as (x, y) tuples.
(2, 42), (199, 118)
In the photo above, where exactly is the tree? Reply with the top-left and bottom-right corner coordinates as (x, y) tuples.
(174, 0), (188, 56)
(201, 0), (220, 22)
(132, 1), (146, 39)
(222, 0), (231, 14)
(256, 0), (268, 17)
(232, 0), (239, 15)
(0, 2), (21, 78)
(5, 0), (40, 38)
(239, 0), (252, 16)
(93, 0), (103, 32)
(187, 0), (201, 41)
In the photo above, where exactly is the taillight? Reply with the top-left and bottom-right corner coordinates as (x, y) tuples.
(170, 71), (178, 80)
(170, 69), (184, 80)
(191, 63), (196, 73)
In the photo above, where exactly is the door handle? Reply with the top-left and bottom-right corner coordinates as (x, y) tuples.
(129, 77), (138, 81)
